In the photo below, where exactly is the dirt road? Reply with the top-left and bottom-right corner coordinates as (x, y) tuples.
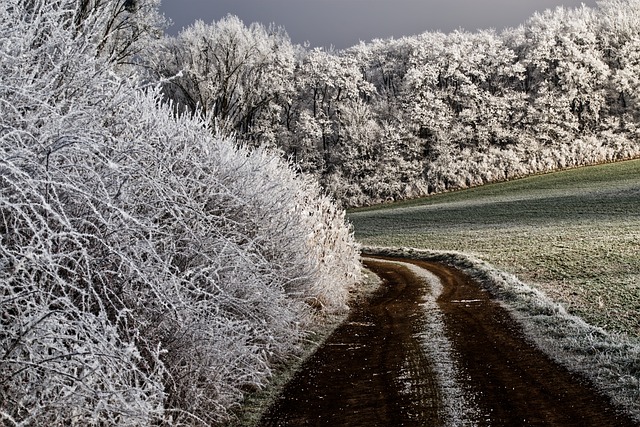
(259, 257), (638, 426)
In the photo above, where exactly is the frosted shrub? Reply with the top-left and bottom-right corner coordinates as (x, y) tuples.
(1, 1), (361, 425)
(297, 186), (362, 310)
(0, 281), (166, 426)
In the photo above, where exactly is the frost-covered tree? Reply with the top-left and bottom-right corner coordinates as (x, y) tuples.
(597, 0), (640, 129)
(151, 15), (296, 144)
(405, 30), (526, 149)
(69, 0), (166, 64)
(287, 48), (375, 168)
(519, 6), (609, 143)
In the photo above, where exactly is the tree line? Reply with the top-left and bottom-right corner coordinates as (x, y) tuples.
(150, 0), (640, 206)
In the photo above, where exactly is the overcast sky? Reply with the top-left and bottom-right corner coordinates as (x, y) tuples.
(159, 0), (600, 49)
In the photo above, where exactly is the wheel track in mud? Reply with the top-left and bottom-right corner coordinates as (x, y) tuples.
(259, 257), (639, 426)
(260, 259), (442, 426)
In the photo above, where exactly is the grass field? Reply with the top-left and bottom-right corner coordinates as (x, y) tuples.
(348, 159), (640, 337)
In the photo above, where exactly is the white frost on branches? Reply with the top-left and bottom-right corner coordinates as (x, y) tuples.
(0, 1), (361, 425)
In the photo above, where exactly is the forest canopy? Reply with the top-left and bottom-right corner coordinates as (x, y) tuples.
(151, 0), (640, 206)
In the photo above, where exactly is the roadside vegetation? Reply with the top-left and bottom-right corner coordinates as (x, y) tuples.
(0, 1), (360, 425)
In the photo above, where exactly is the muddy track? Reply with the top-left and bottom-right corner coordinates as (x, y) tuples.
(259, 257), (638, 426)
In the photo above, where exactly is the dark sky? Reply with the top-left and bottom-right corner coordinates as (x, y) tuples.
(159, 0), (600, 49)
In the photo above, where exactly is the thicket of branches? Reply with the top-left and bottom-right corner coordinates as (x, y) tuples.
(152, 1), (640, 207)
(0, 1), (360, 425)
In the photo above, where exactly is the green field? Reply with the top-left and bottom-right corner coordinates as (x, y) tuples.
(349, 160), (640, 336)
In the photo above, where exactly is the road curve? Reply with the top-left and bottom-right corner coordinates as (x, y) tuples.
(259, 257), (638, 426)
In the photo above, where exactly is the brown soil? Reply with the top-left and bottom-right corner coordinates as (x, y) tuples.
(259, 257), (639, 426)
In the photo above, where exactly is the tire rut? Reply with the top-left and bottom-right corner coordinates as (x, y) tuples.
(406, 258), (638, 427)
(259, 259), (443, 426)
